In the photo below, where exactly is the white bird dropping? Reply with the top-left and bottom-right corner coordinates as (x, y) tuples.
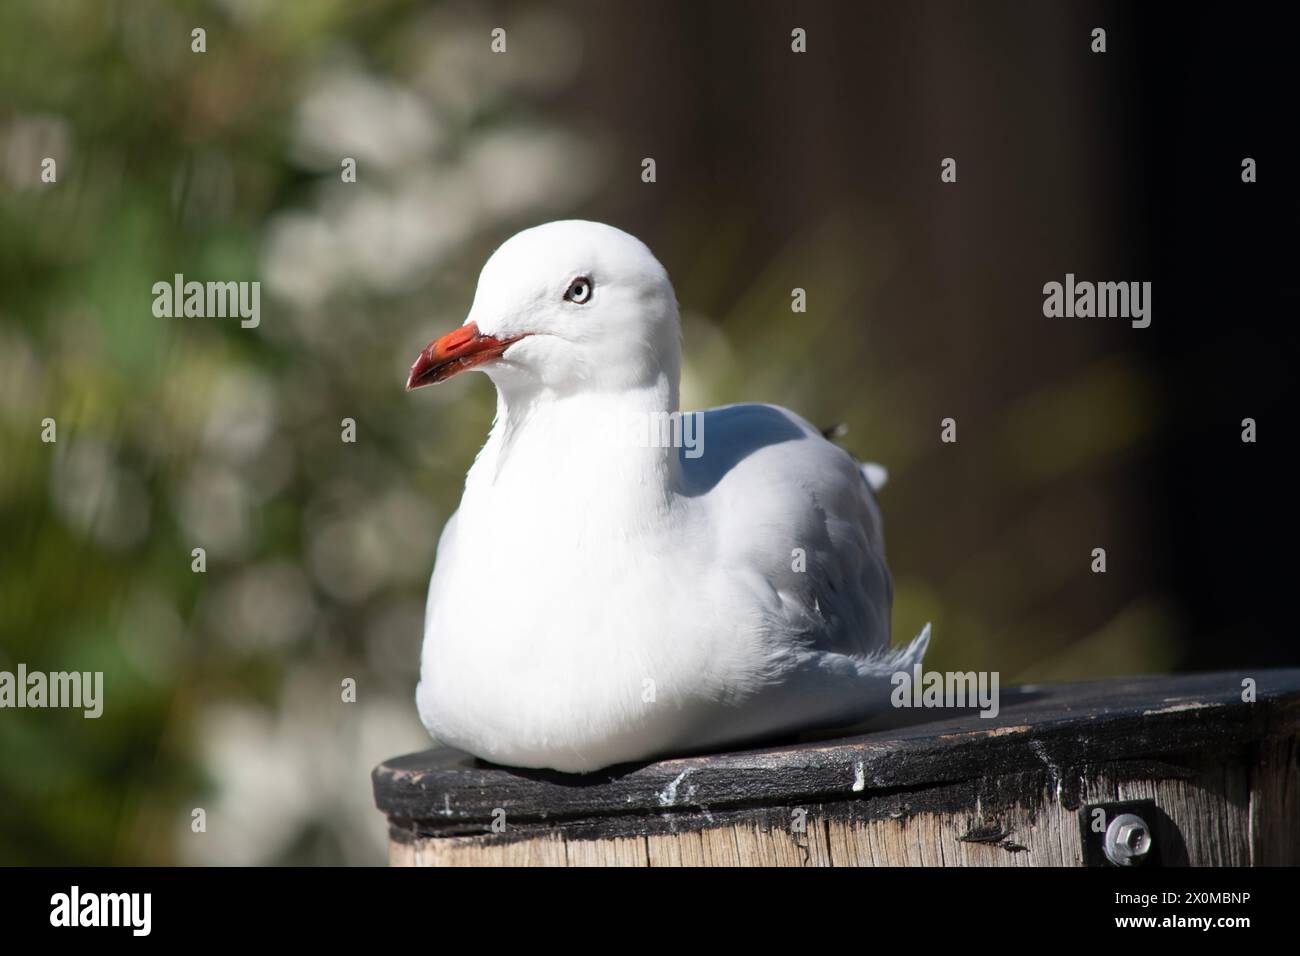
(407, 220), (929, 773)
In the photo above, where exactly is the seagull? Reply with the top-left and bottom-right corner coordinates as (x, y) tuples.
(406, 220), (929, 773)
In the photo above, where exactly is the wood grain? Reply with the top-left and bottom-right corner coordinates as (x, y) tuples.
(374, 670), (1300, 866)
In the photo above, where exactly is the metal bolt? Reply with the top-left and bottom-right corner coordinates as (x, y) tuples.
(1104, 812), (1152, 866)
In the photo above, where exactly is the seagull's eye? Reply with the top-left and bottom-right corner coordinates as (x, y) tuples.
(564, 276), (593, 304)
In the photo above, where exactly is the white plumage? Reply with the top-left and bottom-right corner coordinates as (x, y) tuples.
(407, 220), (928, 773)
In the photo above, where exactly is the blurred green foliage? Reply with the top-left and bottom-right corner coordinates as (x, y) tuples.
(0, 0), (592, 865)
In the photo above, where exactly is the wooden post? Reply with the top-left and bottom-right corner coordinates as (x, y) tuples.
(372, 670), (1300, 866)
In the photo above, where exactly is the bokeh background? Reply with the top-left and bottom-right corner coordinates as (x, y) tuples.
(0, 0), (1293, 865)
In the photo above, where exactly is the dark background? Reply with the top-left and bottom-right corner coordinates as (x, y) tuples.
(1129, 5), (1295, 667)
(555, 0), (1297, 670)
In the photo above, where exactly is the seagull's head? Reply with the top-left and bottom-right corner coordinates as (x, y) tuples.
(406, 220), (681, 399)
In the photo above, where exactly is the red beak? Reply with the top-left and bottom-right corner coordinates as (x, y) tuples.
(405, 322), (523, 391)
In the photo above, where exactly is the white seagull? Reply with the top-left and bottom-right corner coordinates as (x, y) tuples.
(406, 220), (929, 773)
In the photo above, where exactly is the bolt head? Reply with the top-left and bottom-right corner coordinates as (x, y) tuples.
(1104, 813), (1152, 865)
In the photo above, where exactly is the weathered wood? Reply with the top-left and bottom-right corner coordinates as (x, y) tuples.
(1249, 735), (1300, 865)
(373, 670), (1300, 866)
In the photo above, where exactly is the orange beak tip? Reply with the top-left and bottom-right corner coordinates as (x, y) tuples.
(405, 322), (523, 392)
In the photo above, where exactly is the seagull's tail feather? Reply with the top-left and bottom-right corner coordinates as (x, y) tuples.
(860, 462), (888, 492)
(896, 621), (931, 667)
(788, 624), (935, 740)
(858, 621), (930, 676)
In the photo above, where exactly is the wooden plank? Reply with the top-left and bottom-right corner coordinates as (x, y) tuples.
(647, 829), (705, 866)
(375, 670), (1300, 865)
(391, 754), (1276, 866)
(1249, 736), (1300, 865)
(564, 836), (647, 867)
(375, 670), (1300, 843)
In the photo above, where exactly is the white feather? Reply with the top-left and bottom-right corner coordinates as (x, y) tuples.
(414, 221), (930, 772)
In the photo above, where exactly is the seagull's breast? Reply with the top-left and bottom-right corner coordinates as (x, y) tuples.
(415, 400), (895, 771)
(417, 495), (759, 769)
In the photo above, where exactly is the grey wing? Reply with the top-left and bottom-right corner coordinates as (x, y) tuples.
(763, 431), (893, 661)
(682, 403), (893, 661)
(670, 403), (926, 747)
